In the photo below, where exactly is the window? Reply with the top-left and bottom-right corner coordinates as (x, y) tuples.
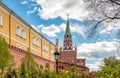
(43, 44), (48, 51)
(36, 39), (39, 46)
(33, 37), (39, 46)
(21, 29), (26, 39)
(67, 35), (68, 38)
(0, 14), (2, 26)
(16, 26), (21, 36)
(51, 49), (54, 55)
(33, 37), (36, 44)
(16, 26), (27, 40)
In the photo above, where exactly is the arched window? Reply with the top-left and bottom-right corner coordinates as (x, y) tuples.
(36, 39), (39, 46)
(43, 44), (48, 51)
(33, 36), (39, 46)
(21, 29), (26, 39)
(33, 37), (36, 44)
(16, 26), (21, 36)
(0, 14), (2, 26)
(66, 35), (69, 38)
(51, 49), (54, 55)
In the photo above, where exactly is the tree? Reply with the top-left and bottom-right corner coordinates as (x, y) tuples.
(83, 0), (120, 39)
(0, 36), (14, 78)
(45, 63), (50, 71)
(18, 49), (38, 78)
(96, 56), (120, 78)
(5, 68), (18, 78)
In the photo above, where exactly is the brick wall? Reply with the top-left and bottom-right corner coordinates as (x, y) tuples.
(58, 61), (89, 73)
(59, 51), (76, 64)
(9, 45), (55, 71)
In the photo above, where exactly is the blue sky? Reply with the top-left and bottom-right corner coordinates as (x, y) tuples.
(2, 0), (120, 71)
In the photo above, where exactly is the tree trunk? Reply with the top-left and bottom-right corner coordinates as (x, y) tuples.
(1, 68), (4, 78)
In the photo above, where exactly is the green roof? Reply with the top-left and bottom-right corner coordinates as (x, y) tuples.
(65, 15), (71, 35)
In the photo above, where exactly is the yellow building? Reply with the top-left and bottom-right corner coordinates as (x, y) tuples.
(0, 2), (55, 62)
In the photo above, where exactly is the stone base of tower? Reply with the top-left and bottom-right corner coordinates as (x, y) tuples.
(58, 61), (89, 73)
(59, 49), (86, 67)
(9, 45), (55, 71)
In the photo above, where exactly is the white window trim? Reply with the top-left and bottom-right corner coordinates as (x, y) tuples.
(24, 30), (26, 39)
(33, 37), (36, 45)
(33, 36), (39, 47)
(36, 39), (39, 46)
(0, 14), (2, 26)
(21, 29), (26, 39)
(43, 43), (48, 51)
(16, 25), (21, 36)
(51, 49), (54, 55)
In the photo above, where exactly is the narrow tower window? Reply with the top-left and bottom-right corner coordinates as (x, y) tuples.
(67, 35), (68, 38)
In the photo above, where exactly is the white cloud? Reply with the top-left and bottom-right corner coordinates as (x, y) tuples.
(77, 41), (120, 71)
(60, 23), (86, 37)
(36, 23), (86, 37)
(100, 21), (120, 34)
(29, 0), (88, 20)
(73, 36), (76, 38)
(86, 61), (101, 71)
(71, 23), (86, 38)
(59, 23), (66, 31)
(37, 24), (44, 29)
(27, 7), (37, 15)
(21, 1), (28, 5)
(38, 23), (65, 37)
(77, 41), (120, 59)
(41, 24), (61, 37)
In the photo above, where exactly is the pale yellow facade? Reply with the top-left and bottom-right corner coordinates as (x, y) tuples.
(0, 2), (55, 61)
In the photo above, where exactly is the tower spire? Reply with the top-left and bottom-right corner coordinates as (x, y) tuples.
(63, 14), (72, 49)
(65, 14), (71, 35)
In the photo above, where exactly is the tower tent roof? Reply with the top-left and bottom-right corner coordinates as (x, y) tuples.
(65, 15), (71, 35)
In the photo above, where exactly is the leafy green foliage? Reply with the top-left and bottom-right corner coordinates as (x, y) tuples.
(96, 56), (120, 78)
(5, 68), (18, 78)
(18, 49), (38, 78)
(45, 63), (50, 71)
(0, 36), (14, 77)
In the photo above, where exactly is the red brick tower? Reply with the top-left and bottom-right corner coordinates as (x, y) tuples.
(59, 15), (85, 67)
(59, 15), (76, 65)
(63, 15), (73, 50)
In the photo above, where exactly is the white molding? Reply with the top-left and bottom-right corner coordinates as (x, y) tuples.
(0, 31), (9, 37)
(0, 6), (10, 14)
(0, 13), (2, 26)
(0, 31), (41, 53)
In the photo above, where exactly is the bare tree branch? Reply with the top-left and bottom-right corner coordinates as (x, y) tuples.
(84, 0), (120, 38)
(109, 0), (120, 6)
